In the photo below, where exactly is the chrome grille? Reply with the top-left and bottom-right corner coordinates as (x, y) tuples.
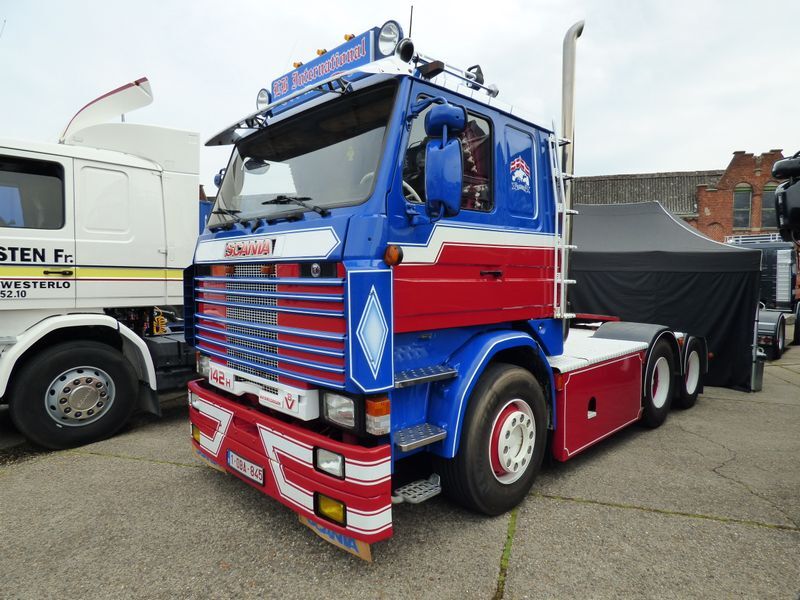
(196, 261), (346, 390)
(227, 305), (278, 326)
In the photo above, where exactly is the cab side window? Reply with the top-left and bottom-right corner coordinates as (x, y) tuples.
(403, 101), (493, 212)
(0, 155), (64, 229)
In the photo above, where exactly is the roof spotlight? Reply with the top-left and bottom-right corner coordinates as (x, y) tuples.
(256, 88), (271, 111)
(395, 38), (415, 62)
(378, 20), (403, 56)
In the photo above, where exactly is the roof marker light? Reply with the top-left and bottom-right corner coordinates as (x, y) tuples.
(344, 33), (355, 41)
(316, 49), (327, 56)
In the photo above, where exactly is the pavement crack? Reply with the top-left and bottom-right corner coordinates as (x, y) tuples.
(65, 449), (203, 470)
(675, 424), (799, 529)
(492, 506), (519, 600)
(531, 492), (799, 533)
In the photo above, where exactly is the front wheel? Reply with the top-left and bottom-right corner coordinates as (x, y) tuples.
(437, 363), (547, 516)
(9, 341), (139, 449)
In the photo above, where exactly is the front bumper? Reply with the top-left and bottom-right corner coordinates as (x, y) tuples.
(188, 380), (393, 544)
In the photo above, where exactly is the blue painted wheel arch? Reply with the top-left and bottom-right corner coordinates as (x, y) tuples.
(426, 330), (555, 459)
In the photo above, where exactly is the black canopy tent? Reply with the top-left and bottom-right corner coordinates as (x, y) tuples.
(570, 202), (761, 390)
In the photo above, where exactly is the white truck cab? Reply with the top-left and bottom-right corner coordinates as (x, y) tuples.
(0, 78), (199, 448)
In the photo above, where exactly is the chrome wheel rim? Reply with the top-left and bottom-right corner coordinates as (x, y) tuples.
(489, 399), (535, 485)
(44, 366), (115, 427)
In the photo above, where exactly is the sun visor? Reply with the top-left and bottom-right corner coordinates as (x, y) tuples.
(59, 77), (153, 142)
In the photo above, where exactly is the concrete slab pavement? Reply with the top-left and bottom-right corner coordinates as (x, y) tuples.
(1, 348), (798, 599)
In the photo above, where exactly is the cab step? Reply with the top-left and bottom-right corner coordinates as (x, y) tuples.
(392, 474), (442, 504)
(394, 423), (447, 452)
(395, 365), (458, 388)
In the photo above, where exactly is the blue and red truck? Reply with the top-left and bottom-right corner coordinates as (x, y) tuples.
(185, 20), (708, 559)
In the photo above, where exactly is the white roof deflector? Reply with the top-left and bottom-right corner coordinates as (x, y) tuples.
(59, 77), (153, 143)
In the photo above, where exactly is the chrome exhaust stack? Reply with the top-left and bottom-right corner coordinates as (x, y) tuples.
(561, 19), (584, 219)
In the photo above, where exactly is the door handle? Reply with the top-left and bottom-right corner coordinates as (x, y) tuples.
(480, 270), (503, 278)
(43, 269), (74, 276)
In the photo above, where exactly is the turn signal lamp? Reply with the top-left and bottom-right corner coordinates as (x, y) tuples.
(383, 244), (404, 266)
(191, 424), (201, 444)
(316, 493), (346, 525)
(554, 372), (565, 392)
(365, 396), (390, 435)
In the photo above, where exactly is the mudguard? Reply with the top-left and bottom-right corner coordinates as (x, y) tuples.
(593, 321), (681, 396)
(426, 330), (555, 458)
(757, 308), (784, 338)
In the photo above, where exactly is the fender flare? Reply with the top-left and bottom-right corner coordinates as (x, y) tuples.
(0, 313), (157, 397)
(427, 330), (555, 459)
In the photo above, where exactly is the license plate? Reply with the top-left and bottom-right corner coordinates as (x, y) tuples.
(227, 450), (264, 485)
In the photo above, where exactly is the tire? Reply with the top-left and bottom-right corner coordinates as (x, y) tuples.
(9, 341), (139, 449)
(767, 318), (785, 360)
(793, 304), (800, 346)
(674, 339), (702, 410)
(641, 339), (675, 428)
(436, 363), (547, 516)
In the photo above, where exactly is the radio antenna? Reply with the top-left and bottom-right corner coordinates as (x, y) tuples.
(408, 5), (414, 37)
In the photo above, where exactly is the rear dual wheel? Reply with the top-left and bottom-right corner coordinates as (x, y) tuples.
(437, 363), (547, 515)
(641, 339), (676, 428)
(675, 339), (702, 410)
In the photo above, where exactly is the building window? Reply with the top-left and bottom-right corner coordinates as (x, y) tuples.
(733, 183), (752, 229)
(761, 182), (777, 229)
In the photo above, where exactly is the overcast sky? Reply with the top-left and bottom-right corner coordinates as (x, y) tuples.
(1, 0), (798, 191)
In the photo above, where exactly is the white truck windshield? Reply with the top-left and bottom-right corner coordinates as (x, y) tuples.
(210, 81), (397, 225)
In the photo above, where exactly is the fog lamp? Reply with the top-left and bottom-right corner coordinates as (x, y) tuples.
(378, 20), (402, 56)
(315, 448), (345, 478)
(316, 493), (346, 525)
(323, 392), (356, 428)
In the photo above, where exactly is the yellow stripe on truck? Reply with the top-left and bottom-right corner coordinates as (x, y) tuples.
(0, 265), (183, 280)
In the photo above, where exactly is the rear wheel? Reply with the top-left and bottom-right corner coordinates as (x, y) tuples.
(641, 339), (675, 428)
(675, 339), (702, 409)
(437, 363), (547, 515)
(9, 341), (138, 449)
(767, 318), (785, 360)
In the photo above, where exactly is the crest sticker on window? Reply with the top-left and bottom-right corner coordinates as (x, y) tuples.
(510, 155), (531, 193)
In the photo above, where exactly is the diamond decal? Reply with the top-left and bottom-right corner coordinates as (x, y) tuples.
(356, 285), (389, 379)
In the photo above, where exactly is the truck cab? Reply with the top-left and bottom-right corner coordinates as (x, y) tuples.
(187, 21), (703, 558)
(0, 78), (199, 448)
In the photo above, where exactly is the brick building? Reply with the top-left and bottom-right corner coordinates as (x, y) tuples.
(573, 150), (785, 242)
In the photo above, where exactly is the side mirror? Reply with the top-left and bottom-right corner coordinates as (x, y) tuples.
(423, 103), (465, 219)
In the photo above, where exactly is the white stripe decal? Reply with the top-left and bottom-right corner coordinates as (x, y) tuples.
(193, 399), (233, 458)
(392, 223), (557, 265)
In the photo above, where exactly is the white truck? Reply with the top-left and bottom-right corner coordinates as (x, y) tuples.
(0, 78), (199, 448)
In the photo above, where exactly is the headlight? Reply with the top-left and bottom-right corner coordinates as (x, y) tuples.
(377, 20), (402, 56)
(196, 353), (210, 377)
(323, 392), (356, 428)
(314, 448), (345, 478)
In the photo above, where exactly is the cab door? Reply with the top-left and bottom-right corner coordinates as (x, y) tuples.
(73, 160), (167, 308)
(0, 150), (76, 310)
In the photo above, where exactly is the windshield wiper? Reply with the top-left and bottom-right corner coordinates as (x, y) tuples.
(211, 207), (242, 220)
(262, 195), (330, 217)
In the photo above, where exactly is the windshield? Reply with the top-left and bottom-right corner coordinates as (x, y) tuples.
(210, 81), (397, 225)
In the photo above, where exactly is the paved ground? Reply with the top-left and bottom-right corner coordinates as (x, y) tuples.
(1, 344), (798, 599)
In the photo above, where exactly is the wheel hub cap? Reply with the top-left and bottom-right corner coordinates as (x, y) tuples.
(45, 367), (115, 427)
(489, 400), (535, 485)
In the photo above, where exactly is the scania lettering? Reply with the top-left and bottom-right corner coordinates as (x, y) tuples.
(186, 20), (708, 559)
(0, 78), (199, 449)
